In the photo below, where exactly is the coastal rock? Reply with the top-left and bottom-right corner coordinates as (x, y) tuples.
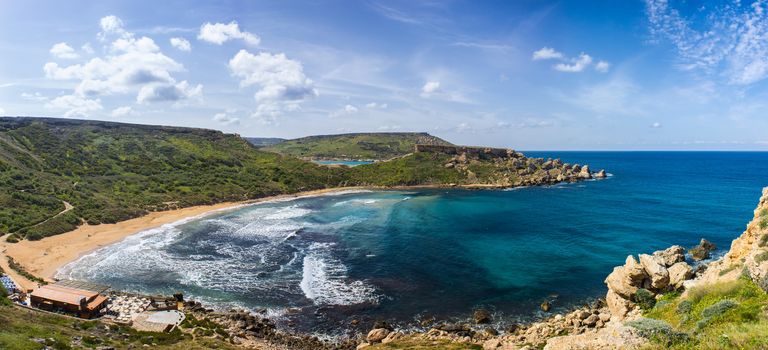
(540, 301), (552, 312)
(604, 256), (646, 299)
(606, 290), (634, 320)
(474, 309), (492, 324)
(653, 245), (686, 267)
(594, 169), (607, 179)
(543, 321), (646, 350)
(578, 165), (592, 179)
(638, 254), (669, 290)
(367, 328), (390, 343)
(668, 262), (694, 288)
(689, 239), (717, 261)
(382, 331), (403, 344)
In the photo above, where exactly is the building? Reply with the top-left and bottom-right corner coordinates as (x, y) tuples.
(30, 280), (109, 319)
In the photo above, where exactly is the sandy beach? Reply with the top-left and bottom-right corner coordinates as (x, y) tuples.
(0, 186), (368, 290)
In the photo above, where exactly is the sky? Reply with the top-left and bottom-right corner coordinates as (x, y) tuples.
(1, 0), (768, 150)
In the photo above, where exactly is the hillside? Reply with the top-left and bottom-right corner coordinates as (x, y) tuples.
(347, 145), (603, 187)
(262, 132), (452, 160)
(244, 137), (286, 148)
(0, 117), (346, 240)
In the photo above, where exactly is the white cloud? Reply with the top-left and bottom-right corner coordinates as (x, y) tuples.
(50, 42), (79, 59)
(45, 95), (102, 117)
(213, 112), (240, 125)
(366, 102), (388, 109)
(42, 15), (203, 115)
(137, 80), (202, 104)
(532, 47), (563, 60)
(198, 21), (260, 45)
(646, 0), (768, 85)
(533, 47), (607, 73)
(170, 37), (191, 52)
(21, 92), (48, 102)
(111, 106), (134, 117)
(595, 60), (610, 73)
(651, 122), (662, 128)
(98, 15), (128, 40)
(420, 81), (441, 97)
(81, 43), (95, 54)
(554, 53), (593, 73)
(0, 106), (5, 114)
(344, 104), (358, 113)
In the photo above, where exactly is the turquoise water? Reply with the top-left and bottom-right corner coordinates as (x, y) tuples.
(313, 160), (373, 166)
(59, 152), (768, 335)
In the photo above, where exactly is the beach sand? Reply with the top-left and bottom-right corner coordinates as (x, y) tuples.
(0, 187), (367, 290)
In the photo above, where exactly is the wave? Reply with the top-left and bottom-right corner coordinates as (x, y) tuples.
(300, 243), (378, 306)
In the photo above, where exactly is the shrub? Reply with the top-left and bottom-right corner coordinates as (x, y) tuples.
(755, 251), (768, 264)
(635, 288), (656, 311)
(701, 299), (738, 318)
(4, 234), (19, 243)
(626, 318), (689, 345)
(760, 234), (768, 248)
(676, 300), (693, 314)
(760, 217), (768, 230)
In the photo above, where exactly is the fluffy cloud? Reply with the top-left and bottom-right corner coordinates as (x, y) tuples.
(170, 37), (191, 52)
(532, 47), (563, 60)
(98, 15), (128, 40)
(344, 104), (358, 113)
(213, 112), (240, 125)
(43, 15), (203, 116)
(646, 0), (768, 84)
(50, 42), (78, 59)
(111, 106), (134, 117)
(554, 53), (593, 73)
(198, 21), (260, 45)
(45, 95), (102, 117)
(651, 122), (662, 128)
(229, 49), (317, 119)
(420, 81), (441, 97)
(532, 47), (607, 73)
(595, 60), (610, 73)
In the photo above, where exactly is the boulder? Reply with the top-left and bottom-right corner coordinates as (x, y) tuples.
(653, 246), (686, 267)
(474, 309), (492, 324)
(579, 165), (592, 179)
(638, 254), (670, 290)
(366, 328), (390, 343)
(689, 239), (717, 261)
(606, 289), (634, 320)
(604, 256), (646, 299)
(594, 169), (607, 179)
(668, 262), (694, 288)
(541, 301), (552, 312)
(381, 331), (403, 344)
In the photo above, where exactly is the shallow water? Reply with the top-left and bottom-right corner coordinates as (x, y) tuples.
(58, 152), (768, 335)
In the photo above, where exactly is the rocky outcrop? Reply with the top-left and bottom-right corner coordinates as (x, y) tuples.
(604, 246), (697, 320)
(427, 144), (607, 188)
(689, 239), (717, 261)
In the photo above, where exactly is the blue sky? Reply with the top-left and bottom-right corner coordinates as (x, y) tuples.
(1, 0), (768, 150)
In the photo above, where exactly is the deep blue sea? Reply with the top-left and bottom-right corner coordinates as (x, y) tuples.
(58, 152), (768, 335)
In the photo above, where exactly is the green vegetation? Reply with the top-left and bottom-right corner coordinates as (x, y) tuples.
(637, 276), (768, 349)
(0, 304), (237, 350)
(7, 257), (46, 285)
(243, 137), (285, 148)
(635, 288), (657, 311)
(0, 117), (347, 239)
(263, 132), (452, 160)
(755, 251), (768, 264)
(347, 152), (463, 186)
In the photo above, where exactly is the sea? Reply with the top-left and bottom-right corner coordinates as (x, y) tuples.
(57, 152), (768, 336)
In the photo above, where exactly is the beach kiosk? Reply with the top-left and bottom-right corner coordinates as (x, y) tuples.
(30, 280), (109, 319)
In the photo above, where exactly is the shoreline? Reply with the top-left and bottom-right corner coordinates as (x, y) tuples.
(0, 186), (373, 287)
(0, 179), (593, 290)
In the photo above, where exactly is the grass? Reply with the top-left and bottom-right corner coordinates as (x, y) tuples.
(264, 132), (452, 160)
(638, 276), (768, 349)
(0, 304), (237, 350)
